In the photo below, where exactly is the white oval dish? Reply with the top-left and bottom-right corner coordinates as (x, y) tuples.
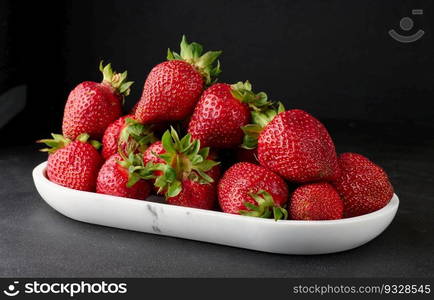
(32, 162), (399, 255)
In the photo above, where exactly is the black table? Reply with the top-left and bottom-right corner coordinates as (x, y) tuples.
(1, 121), (433, 278)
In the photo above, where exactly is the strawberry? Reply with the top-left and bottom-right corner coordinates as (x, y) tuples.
(333, 153), (394, 217)
(142, 141), (166, 165)
(289, 182), (343, 220)
(62, 62), (133, 139)
(257, 109), (339, 183)
(133, 127), (220, 209)
(135, 36), (221, 124)
(38, 133), (102, 191)
(218, 162), (289, 220)
(101, 114), (156, 160)
(164, 166), (220, 209)
(240, 100), (285, 150)
(142, 141), (166, 191)
(96, 153), (151, 200)
(188, 81), (273, 148)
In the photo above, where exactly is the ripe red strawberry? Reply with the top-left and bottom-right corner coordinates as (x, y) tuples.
(133, 127), (220, 209)
(38, 133), (102, 191)
(218, 162), (289, 220)
(166, 166), (220, 209)
(101, 114), (156, 160)
(135, 36), (221, 124)
(142, 141), (165, 165)
(333, 153), (394, 217)
(289, 182), (343, 220)
(142, 141), (166, 190)
(96, 153), (151, 200)
(62, 62), (133, 139)
(257, 109), (339, 183)
(188, 81), (273, 148)
(240, 100), (285, 150)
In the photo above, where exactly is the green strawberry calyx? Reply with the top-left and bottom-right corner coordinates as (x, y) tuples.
(38, 133), (101, 154)
(148, 127), (219, 198)
(230, 81), (270, 110)
(239, 190), (288, 221)
(119, 118), (157, 155)
(100, 61), (134, 99)
(241, 101), (285, 150)
(167, 35), (222, 85)
(116, 152), (158, 188)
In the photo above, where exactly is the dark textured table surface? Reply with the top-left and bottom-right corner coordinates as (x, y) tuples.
(1, 121), (433, 278)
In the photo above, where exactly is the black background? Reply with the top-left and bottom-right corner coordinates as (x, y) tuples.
(1, 0), (434, 143)
(0, 0), (433, 279)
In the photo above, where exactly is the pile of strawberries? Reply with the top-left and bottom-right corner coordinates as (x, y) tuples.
(39, 36), (394, 221)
